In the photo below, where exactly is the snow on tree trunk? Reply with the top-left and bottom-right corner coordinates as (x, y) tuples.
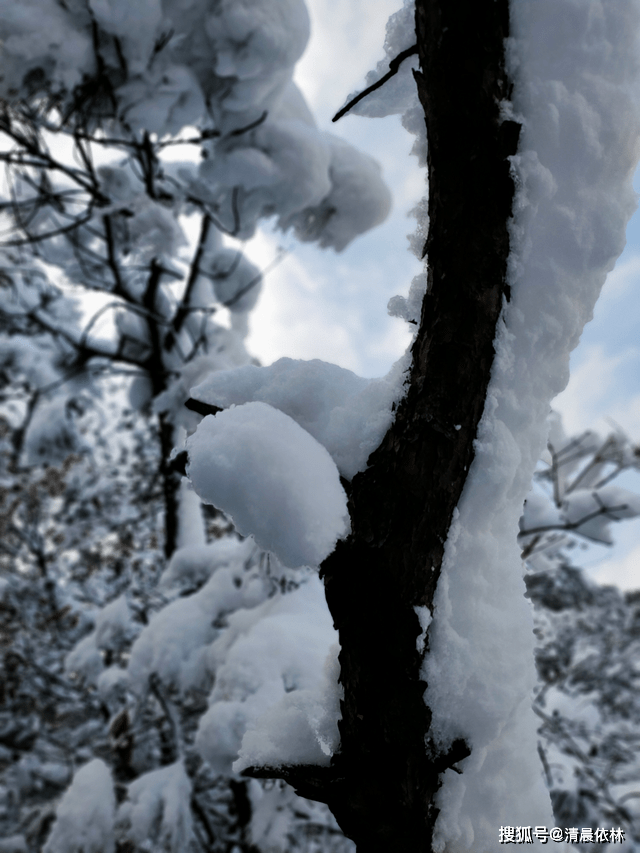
(267, 0), (640, 850)
(311, 1), (521, 849)
(423, 0), (640, 848)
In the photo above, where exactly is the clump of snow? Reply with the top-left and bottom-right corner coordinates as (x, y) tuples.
(64, 632), (104, 685)
(235, 641), (342, 771)
(194, 576), (341, 774)
(202, 0), (311, 114)
(208, 248), (263, 312)
(424, 1), (640, 850)
(128, 543), (268, 693)
(175, 475), (207, 549)
(201, 117), (332, 234)
(330, 0), (426, 313)
(96, 665), (129, 712)
(521, 491), (562, 532)
(562, 485), (640, 544)
(0, 0), (93, 98)
(88, 0), (162, 76)
(159, 537), (253, 594)
(65, 595), (137, 685)
(248, 782), (298, 852)
(154, 341), (254, 430)
(117, 761), (193, 853)
(185, 402), (350, 567)
(413, 604), (431, 654)
(23, 396), (82, 466)
(43, 759), (115, 853)
(387, 270), (427, 324)
(93, 594), (135, 650)
(190, 354), (410, 480)
(284, 134), (392, 252)
(0, 837), (28, 853)
(0, 334), (63, 390)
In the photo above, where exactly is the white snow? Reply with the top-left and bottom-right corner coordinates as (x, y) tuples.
(117, 761), (193, 853)
(65, 595), (136, 685)
(43, 759), (116, 853)
(176, 475), (207, 550)
(563, 484), (640, 540)
(153, 341), (254, 430)
(0, 838), (28, 853)
(96, 665), (129, 710)
(194, 576), (341, 774)
(64, 632), (104, 685)
(521, 491), (563, 533)
(283, 134), (392, 251)
(422, 1), (640, 850)
(0, 0), (390, 256)
(190, 354), (410, 480)
(0, 1), (92, 97)
(129, 541), (268, 692)
(23, 396), (81, 466)
(185, 402), (350, 567)
(208, 248), (263, 312)
(159, 537), (253, 593)
(413, 604), (431, 654)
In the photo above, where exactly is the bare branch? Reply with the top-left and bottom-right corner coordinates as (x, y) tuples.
(332, 44), (418, 123)
(519, 499), (629, 542)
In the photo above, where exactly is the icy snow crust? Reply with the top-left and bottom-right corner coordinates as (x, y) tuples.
(422, 2), (640, 850)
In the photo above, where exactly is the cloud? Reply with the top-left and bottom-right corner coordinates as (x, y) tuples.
(553, 344), (640, 437)
(586, 522), (640, 590)
(243, 227), (414, 376)
(599, 252), (640, 301)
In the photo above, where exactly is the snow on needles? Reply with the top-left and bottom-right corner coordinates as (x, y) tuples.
(0, 0), (390, 253)
(185, 402), (350, 568)
(43, 759), (116, 853)
(422, 1), (640, 850)
(117, 761), (193, 853)
(194, 576), (341, 774)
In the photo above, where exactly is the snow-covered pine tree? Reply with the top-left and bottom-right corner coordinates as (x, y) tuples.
(4, 0), (640, 852)
(0, 1), (390, 850)
(180, 0), (640, 849)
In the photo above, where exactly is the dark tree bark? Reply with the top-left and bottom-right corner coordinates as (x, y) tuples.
(316, 1), (519, 849)
(242, 0), (520, 848)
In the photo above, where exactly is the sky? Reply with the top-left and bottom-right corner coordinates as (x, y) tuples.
(552, 174), (640, 590)
(242, 0), (640, 589)
(243, 0), (422, 378)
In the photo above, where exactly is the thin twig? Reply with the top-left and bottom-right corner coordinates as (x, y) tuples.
(332, 44), (418, 122)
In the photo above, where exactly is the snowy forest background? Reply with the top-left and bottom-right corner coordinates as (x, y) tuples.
(2, 0), (640, 851)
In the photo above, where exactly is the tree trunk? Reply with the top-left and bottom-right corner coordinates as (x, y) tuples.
(317, 1), (519, 849)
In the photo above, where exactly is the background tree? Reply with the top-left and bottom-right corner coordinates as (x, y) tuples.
(520, 419), (640, 846)
(0, 0), (388, 850)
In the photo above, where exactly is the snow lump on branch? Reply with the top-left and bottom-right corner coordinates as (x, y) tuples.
(43, 759), (116, 853)
(189, 354), (410, 480)
(185, 402), (350, 568)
